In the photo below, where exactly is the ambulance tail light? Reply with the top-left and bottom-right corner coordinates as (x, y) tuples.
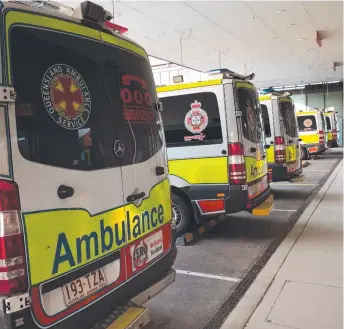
(0, 180), (27, 295)
(274, 136), (286, 164)
(228, 143), (246, 185)
(332, 129), (338, 140)
(319, 130), (325, 144)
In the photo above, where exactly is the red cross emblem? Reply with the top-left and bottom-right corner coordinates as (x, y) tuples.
(51, 75), (84, 118)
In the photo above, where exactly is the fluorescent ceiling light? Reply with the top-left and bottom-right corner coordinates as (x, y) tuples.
(327, 80), (340, 84)
(298, 38), (306, 41)
(286, 24), (296, 27)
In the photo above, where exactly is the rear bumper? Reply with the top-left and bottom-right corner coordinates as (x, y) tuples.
(270, 164), (303, 182)
(0, 250), (176, 329)
(226, 183), (272, 214)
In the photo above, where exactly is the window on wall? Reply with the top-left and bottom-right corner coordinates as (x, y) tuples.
(307, 92), (324, 109)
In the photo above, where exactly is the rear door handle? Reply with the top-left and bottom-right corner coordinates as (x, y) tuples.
(250, 147), (257, 152)
(126, 192), (146, 203)
(289, 140), (293, 143)
(155, 166), (165, 176)
(57, 185), (74, 199)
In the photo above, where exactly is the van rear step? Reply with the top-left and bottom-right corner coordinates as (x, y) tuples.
(91, 302), (149, 329)
(176, 216), (226, 246)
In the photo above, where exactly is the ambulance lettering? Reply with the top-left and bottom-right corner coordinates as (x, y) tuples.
(52, 204), (164, 275)
(250, 162), (264, 178)
(121, 74), (155, 123)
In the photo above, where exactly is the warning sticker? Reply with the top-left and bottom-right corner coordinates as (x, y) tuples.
(184, 100), (208, 134)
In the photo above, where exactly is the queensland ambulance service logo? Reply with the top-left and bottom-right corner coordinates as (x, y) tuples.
(41, 64), (91, 130)
(184, 100), (208, 134)
(303, 118), (313, 128)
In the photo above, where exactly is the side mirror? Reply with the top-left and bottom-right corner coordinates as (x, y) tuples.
(264, 144), (271, 149)
(155, 101), (163, 112)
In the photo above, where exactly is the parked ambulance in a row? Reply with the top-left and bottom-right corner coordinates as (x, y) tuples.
(259, 89), (304, 183)
(325, 110), (340, 148)
(296, 109), (328, 157)
(0, 1), (176, 328)
(158, 69), (274, 236)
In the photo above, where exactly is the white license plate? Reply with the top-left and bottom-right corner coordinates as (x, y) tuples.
(248, 178), (267, 198)
(62, 268), (107, 307)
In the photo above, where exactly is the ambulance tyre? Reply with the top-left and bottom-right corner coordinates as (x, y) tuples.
(301, 147), (308, 160)
(172, 193), (192, 237)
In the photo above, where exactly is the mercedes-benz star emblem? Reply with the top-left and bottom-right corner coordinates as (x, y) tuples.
(113, 140), (125, 159)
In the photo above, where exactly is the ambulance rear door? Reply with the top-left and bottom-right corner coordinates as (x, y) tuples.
(98, 30), (173, 282)
(260, 97), (275, 165)
(279, 97), (301, 173)
(234, 81), (269, 200)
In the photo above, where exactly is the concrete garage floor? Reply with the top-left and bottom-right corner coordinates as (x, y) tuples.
(145, 151), (343, 329)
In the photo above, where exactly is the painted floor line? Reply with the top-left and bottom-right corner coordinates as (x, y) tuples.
(303, 169), (330, 172)
(176, 270), (241, 283)
(272, 183), (317, 186)
(272, 208), (297, 212)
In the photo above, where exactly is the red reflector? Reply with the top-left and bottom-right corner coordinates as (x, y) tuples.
(0, 234), (25, 261)
(198, 200), (224, 213)
(228, 143), (244, 155)
(0, 181), (20, 211)
(274, 136), (285, 145)
(228, 143), (246, 185)
(0, 180), (27, 295)
(105, 21), (128, 34)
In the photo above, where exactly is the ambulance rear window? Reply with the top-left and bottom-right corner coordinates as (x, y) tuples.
(160, 92), (223, 147)
(237, 87), (265, 144)
(280, 101), (298, 137)
(326, 116), (331, 130)
(261, 104), (271, 137)
(11, 26), (161, 170)
(297, 115), (317, 131)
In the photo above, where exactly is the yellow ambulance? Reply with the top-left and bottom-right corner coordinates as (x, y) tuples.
(325, 110), (340, 148)
(157, 69), (274, 236)
(259, 91), (304, 183)
(296, 110), (328, 157)
(0, 1), (176, 328)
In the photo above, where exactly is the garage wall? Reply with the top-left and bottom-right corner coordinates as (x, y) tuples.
(291, 87), (343, 145)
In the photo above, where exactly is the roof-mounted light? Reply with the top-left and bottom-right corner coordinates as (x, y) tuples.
(207, 68), (255, 81)
(72, 1), (112, 22)
(105, 21), (128, 35)
(13, 0), (74, 16)
(259, 87), (291, 97)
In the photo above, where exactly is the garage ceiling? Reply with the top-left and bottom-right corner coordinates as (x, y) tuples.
(99, 1), (343, 88)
